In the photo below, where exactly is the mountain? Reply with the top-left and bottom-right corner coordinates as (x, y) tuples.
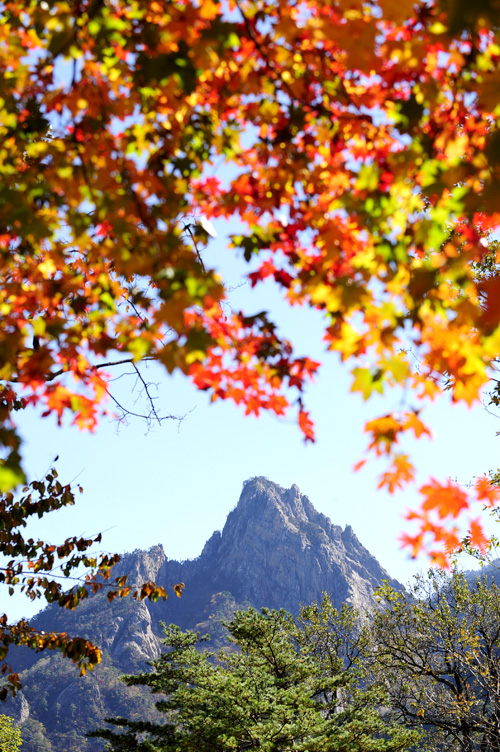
(4, 477), (403, 751)
(151, 475), (402, 622)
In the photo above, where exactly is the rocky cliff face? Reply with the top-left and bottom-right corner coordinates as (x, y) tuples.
(7, 477), (402, 752)
(154, 477), (401, 624)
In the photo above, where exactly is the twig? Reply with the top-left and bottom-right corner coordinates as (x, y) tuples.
(45, 356), (157, 382)
(132, 362), (161, 425)
(184, 223), (207, 273)
(105, 386), (184, 427)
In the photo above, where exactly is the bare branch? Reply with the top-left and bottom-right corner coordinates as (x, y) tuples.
(105, 385), (186, 428)
(184, 222), (207, 273)
(45, 356), (157, 383)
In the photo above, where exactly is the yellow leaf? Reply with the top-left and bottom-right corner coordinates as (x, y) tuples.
(198, 0), (220, 19)
(38, 258), (57, 278)
(128, 336), (151, 361)
(0, 465), (24, 492)
(351, 367), (384, 400)
(429, 21), (448, 34)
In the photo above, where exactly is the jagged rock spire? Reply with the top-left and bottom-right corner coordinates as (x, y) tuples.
(159, 477), (402, 618)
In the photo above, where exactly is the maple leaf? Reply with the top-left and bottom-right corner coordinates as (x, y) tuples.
(467, 518), (490, 553)
(420, 479), (469, 519)
(351, 367), (384, 400)
(402, 411), (432, 440)
(298, 408), (315, 443)
(474, 476), (500, 507)
(378, 454), (415, 494)
(399, 531), (424, 559)
(428, 550), (452, 570)
(365, 414), (402, 455)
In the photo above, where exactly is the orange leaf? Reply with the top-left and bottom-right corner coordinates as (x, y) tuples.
(428, 550), (451, 570)
(365, 414), (402, 455)
(377, 453), (415, 494)
(475, 476), (500, 507)
(420, 478), (469, 519)
(402, 411), (432, 440)
(468, 518), (490, 553)
(399, 531), (424, 558)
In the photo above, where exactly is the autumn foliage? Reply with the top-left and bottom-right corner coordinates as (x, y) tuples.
(2, 0), (500, 670)
(0, 468), (185, 698)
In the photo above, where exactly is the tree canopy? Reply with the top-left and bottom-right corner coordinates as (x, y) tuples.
(2, 0), (500, 696)
(0, 714), (22, 752)
(91, 598), (418, 752)
(2, 0), (500, 557)
(373, 570), (500, 751)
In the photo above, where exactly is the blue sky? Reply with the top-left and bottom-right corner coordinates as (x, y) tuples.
(7, 219), (500, 623)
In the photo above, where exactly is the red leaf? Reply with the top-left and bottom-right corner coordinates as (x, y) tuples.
(298, 408), (315, 443)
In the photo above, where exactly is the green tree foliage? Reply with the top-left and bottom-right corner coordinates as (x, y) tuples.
(18, 719), (53, 752)
(373, 570), (500, 751)
(0, 714), (22, 752)
(91, 598), (418, 752)
(8, 639), (165, 752)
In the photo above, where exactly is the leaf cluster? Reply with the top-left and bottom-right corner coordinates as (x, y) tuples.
(0, 469), (183, 699)
(0, 714), (22, 752)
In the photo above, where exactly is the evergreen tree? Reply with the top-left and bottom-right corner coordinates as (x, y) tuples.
(19, 719), (54, 752)
(91, 598), (417, 752)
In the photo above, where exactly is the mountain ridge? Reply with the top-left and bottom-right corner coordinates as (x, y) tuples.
(5, 476), (403, 752)
(124, 476), (403, 619)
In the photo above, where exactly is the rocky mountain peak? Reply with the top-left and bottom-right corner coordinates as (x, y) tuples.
(160, 477), (402, 619)
(235, 477), (331, 529)
(111, 542), (167, 586)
